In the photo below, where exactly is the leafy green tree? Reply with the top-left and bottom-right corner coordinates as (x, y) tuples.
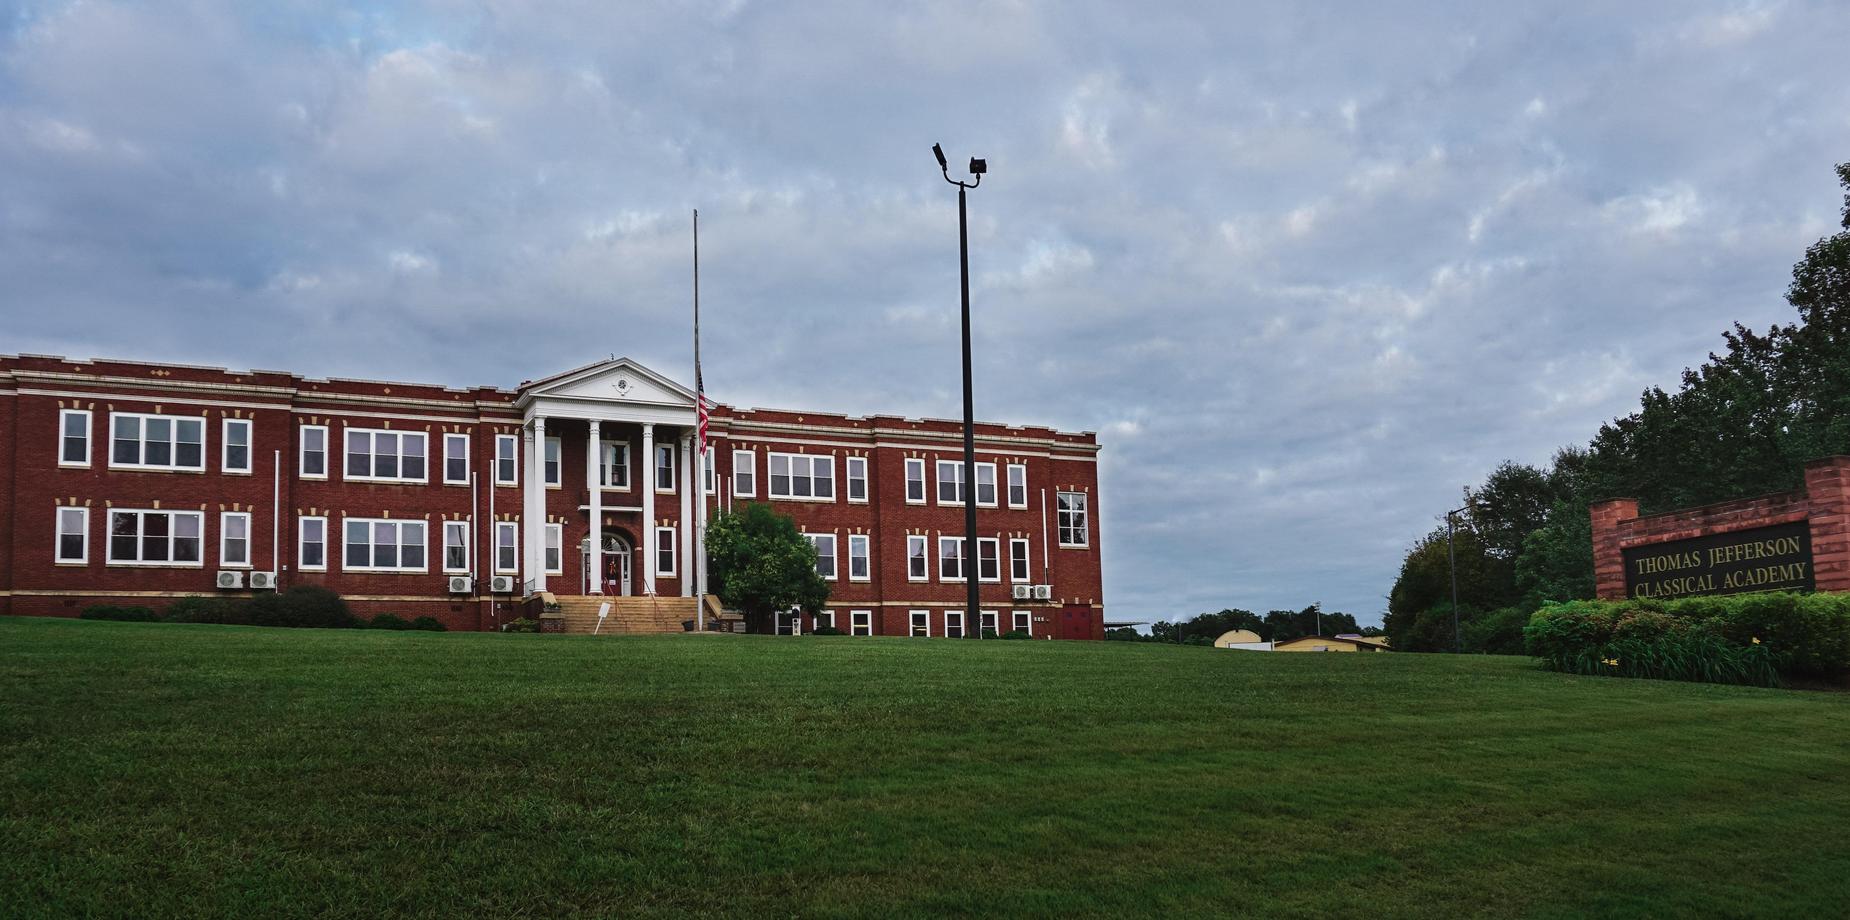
(1384, 525), (1517, 650)
(1464, 462), (1559, 559)
(705, 502), (829, 634)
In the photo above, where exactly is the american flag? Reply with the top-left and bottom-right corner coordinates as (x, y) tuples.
(693, 208), (707, 453)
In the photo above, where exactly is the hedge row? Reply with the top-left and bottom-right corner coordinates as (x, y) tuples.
(1524, 593), (1850, 687)
(80, 587), (446, 631)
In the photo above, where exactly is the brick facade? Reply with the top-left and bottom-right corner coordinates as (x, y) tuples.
(0, 353), (1105, 637)
(1589, 455), (1850, 600)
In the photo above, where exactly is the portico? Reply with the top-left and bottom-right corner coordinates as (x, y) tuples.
(512, 358), (707, 599)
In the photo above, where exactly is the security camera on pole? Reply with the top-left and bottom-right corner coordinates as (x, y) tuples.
(932, 143), (987, 637)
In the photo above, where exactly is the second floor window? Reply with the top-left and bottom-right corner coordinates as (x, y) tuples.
(222, 419), (252, 474)
(806, 533), (837, 580)
(600, 441), (630, 489)
(495, 522), (518, 573)
(301, 425), (328, 478)
(444, 434), (470, 485)
(905, 458), (926, 503)
(732, 450), (756, 496)
(907, 534), (929, 580)
(1010, 538), (1032, 582)
(108, 509), (203, 565)
(60, 409), (90, 466)
(938, 536), (965, 581)
(1057, 492), (1090, 547)
(770, 453), (833, 500)
(343, 518), (427, 571)
(656, 443), (676, 491)
(495, 435), (518, 486)
(345, 429), (427, 482)
(975, 463), (997, 507)
(443, 521), (470, 573)
(544, 437), (562, 486)
(299, 517), (327, 570)
(1007, 464), (1028, 508)
(220, 512), (251, 567)
(846, 457), (868, 502)
(111, 413), (205, 471)
(936, 461), (965, 505)
(848, 534), (870, 581)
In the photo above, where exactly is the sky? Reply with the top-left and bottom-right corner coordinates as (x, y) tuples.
(3, 1), (1847, 626)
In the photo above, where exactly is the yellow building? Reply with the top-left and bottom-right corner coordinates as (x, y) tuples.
(1212, 629), (1268, 649)
(1272, 635), (1390, 653)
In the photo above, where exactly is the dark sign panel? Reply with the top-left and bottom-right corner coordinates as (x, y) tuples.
(1622, 521), (1814, 600)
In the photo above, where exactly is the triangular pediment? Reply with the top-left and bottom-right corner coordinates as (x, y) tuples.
(519, 358), (696, 408)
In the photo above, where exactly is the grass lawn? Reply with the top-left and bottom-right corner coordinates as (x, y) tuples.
(4, 618), (1850, 918)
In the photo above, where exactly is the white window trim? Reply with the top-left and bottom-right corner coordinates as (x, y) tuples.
(935, 460), (965, 507)
(806, 532), (838, 581)
(848, 533), (871, 582)
(343, 428), (430, 484)
(495, 434), (519, 487)
(769, 452), (836, 502)
(341, 517), (429, 573)
(443, 433), (472, 486)
(105, 509), (206, 568)
(704, 446), (716, 495)
(598, 440), (632, 491)
(938, 536), (966, 583)
(298, 516), (328, 572)
(59, 409), (92, 468)
(545, 522), (564, 575)
(906, 534), (930, 582)
(656, 443), (677, 494)
(1058, 491), (1091, 549)
(1007, 463), (1029, 509)
(851, 609), (873, 636)
(1013, 610), (1032, 636)
(55, 506), (89, 564)
(813, 609), (836, 631)
(544, 436), (563, 489)
(904, 458), (927, 505)
(975, 461), (999, 508)
(442, 520), (471, 574)
(494, 521), (520, 575)
(1009, 537), (1032, 583)
(300, 424), (329, 480)
(219, 511), (253, 568)
(910, 608), (931, 638)
(221, 418), (253, 475)
(846, 456), (869, 504)
(977, 537), (1002, 583)
(980, 610), (999, 637)
(732, 449), (757, 497)
(946, 610), (966, 639)
(656, 525), (677, 577)
(108, 412), (208, 472)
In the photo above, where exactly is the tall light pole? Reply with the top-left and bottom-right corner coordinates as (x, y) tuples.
(1446, 502), (1470, 653)
(934, 143), (987, 637)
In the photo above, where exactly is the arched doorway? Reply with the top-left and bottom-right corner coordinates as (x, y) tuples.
(581, 533), (633, 596)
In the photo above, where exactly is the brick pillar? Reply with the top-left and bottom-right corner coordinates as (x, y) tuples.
(1589, 498), (1640, 600)
(1804, 456), (1850, 593)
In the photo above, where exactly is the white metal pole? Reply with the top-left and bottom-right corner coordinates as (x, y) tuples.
(272, 449), (280, 582)
(488, 453), (497, 625)
(1039, 486), (1050, 583)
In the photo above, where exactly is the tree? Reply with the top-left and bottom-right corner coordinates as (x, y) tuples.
(705, 502), (829, 634)
(1384, 524), (1517, 650)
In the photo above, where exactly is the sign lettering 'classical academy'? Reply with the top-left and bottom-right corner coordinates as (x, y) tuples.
(1622, 521), (1814, 600)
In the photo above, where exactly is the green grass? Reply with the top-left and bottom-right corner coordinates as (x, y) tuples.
(4, 618), (1850, 918)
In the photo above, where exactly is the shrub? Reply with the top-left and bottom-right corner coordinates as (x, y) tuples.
(1001, 629), (1033, 640)
(161, 596), (250, 625)
(79, 605), (159, 622)
(810, 626), (845, 636)
(409, 616), (447, 632)
(503, 617), (541, 633)
(369, 613), (410, 630)
(1525, 592), (1850, 686)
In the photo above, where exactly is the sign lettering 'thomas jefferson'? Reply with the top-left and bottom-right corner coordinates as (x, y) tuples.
(1622, 521), (1814, 600)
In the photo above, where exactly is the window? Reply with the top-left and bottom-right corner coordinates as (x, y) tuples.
(851, 610), (873, 636)
(656, 443), (676, 491)
(495, 434), (518, 486)
(299, 517), (327, 570)
(544, 437), (562, 486)
(107, 509), (203, 566)
(977, 538), (1001, 582)
(846, 456), (868, 502)
(732, 450), (756, 497)
(444, 434), (470, 485)
(345, 429), (428, 483)
(1057, 491), (1090, 547)
(342, 518), (427, 572)
(936, 460), (965, 505)
(975, 462), (997, 507)
(814, 610), (836, 631)
(946, 610), (965, 638)
(806, 533), (837, 580)
(599, 440), (630, 489)
(301, 425), (329, 479)
(495, 522), (518, 574)
(55, 507), (88, 563)
(980, 610), (999, 637)
(59, 409), (91, 467)
(443, 521), (470, 573)
(704, 446), (716, 494)
(222, 419), (252, 474)
(848, 534), (870, 581)
(910, 609), (931, 637)
(545, 523), (564, 575)
(656, 526), (676, 576)
(220, 512), (251, 567)
(1010, 538), (1032, 583)
(1013, 610), (1032, 636)
(110, 413), (205, 471)
(905, 458), (926, 503)
(938, 536), (965, 581)
(907, 534), (929, 581)
(1007, 464), (1028, 509)
(769, 453), (834, 500)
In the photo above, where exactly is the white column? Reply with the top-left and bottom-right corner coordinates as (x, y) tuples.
(641, 423), (656, 594)
(525, 416), (547, 593)
(679, 434), (693, 596)
(587, 419), (602, 594)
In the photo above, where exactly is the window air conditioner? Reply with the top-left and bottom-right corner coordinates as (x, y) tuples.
(489, 575), (516, 594)
(1032, 585), (1053, 601)
(216, 570), (245, 590)
(1011, 584), (1033, 600)
(448, 576), (472, 594)
(248, 571), (278, 590)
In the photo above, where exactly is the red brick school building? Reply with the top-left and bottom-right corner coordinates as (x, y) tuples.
(0, 354), (1105, 637)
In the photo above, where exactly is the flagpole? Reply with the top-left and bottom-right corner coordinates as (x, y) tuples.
(693, 208), (707, 632)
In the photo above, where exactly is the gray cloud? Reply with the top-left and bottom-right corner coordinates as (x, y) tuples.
(3, 0), (1847, 624)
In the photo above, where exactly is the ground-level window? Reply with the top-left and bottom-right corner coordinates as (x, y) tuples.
(910, 609), (930, 637)
(777, 608), (802, 636)
(344, 518), (427, 572)
(55, 507), (88, 563)
(905, 458), (926, 503)
(814, 609), (836, 631)
(108, 509), (204, 566)
(1010, 537), (1031, 583)
(495, 522), (518, 574)
(848, 534), (870, 581)
(980, 610), (999, 637)
(299, 517), (327, 570)
(907, 534), (929, 581)
(220, 511), (251, 567)
(60, 409), (91, 467)
(545, 523), (564, 575)
(945, 610), (966, 638)
(443, 521), (470, 573)
(1057, 491), (1089, 547)
(806, 533), (837, 580)
(655, 526), (676, 576)
(851, 610), (873, 636)
(1013, 610), (1032, 635)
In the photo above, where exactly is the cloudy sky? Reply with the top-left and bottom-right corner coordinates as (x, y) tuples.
(4, 2), (1847, 624)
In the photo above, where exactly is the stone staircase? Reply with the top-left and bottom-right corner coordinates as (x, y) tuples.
(553, 595), (704, 635)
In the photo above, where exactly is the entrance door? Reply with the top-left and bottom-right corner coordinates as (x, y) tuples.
(603, 535), (632, 596)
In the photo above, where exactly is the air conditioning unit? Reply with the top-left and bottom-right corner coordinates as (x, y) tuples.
(248, 571), (278, 590)
(448, 576), (472, 595)
(1032, 584), (1053, 601)
(1011, 584), (1033, 600)
(489, 575), (516, 594)
(215, 570), (245, 590)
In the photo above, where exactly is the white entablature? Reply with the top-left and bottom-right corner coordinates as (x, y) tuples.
(514, 357), (697, 426)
